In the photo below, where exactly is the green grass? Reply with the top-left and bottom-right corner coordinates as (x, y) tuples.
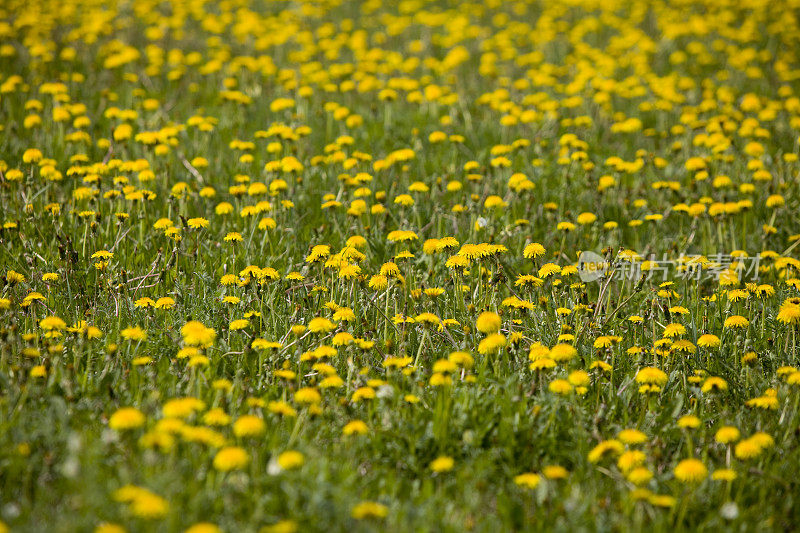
(2, 0), (800, 531)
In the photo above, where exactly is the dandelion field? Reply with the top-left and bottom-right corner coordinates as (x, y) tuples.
(3, 0), (800, 530)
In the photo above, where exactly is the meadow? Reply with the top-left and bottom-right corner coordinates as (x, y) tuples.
(2, 0), (800, 530)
